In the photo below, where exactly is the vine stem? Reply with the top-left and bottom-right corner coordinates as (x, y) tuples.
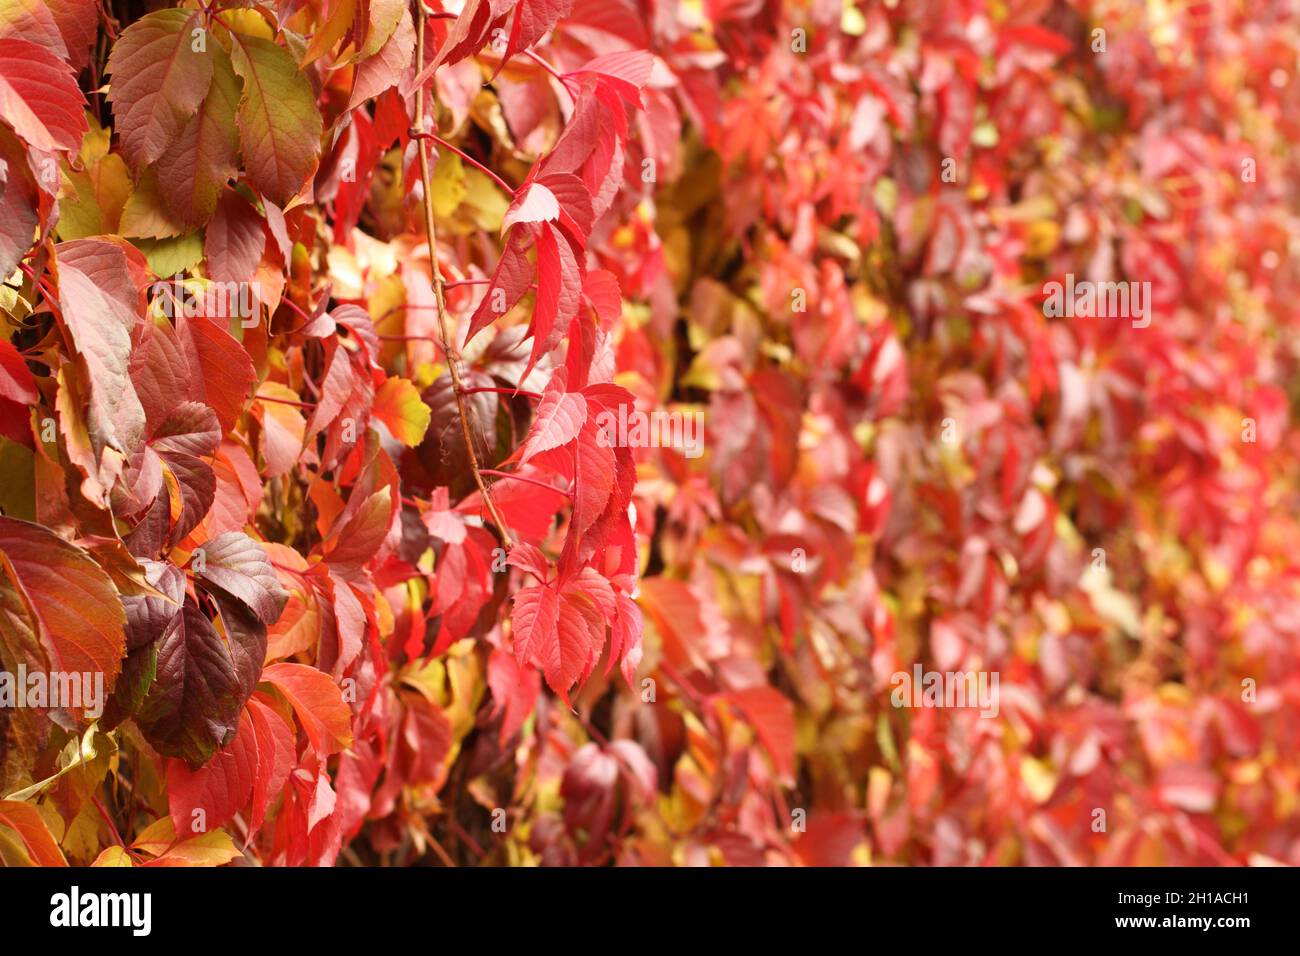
(413, 3), (514, 550)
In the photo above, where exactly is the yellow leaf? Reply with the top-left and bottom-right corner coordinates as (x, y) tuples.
(302, 0), (357, 66)
(255, 381), (307, 477)
(215, 7), (274, 41)
(2, 726), (99, 802)
(92, 845), (134, 867)
(0, 437), (35, 520)
(461, 167), (508, 233)
(120, 166), (185, 239)
(132, 233), (205, 277)
(58, 151), (131, 240)
(131, 816), (240, 867)
(360, 0), (404, 58)
(372, 377), (430, 446)
(430, 151), (467, 218)
(1020, 757), (1057, 804)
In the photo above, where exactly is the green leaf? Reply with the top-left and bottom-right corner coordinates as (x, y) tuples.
(227, 32), (323, 205)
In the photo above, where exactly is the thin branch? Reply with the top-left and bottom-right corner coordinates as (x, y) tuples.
(524, 49), (568, 87)
(408, 130), (515, 195)
(481, 468), (570, 498)
(574, 708), (610, 746)
(92, 795), (128, 850)
(448, 818), (486, 859)
(461, 386), (542, 400)
(413, 3), (515, 550)
(426, 834), (458, 867)
(277, 295), (324, 335)
(17, 262), (63, 322)
(660, 659), (707, 708)
(256, 394), (315, 409)
(524, 49), (575, 107)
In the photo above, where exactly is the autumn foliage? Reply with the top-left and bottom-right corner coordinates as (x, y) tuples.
(0, 0), (1298, 868)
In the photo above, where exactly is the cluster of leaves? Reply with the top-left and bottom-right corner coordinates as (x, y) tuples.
(0, 0), (1298, 867)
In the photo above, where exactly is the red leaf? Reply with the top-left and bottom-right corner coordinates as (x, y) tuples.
(429, 0), (496, 70)
(506, 542), (550, 583)
(56, 240), (148, 461)
(569, 49), (653, 103)
(167, 706), (258, 837)
(176, 312), (256, 433)
(571, 419), (615, 542)
(722, 687), (796, 784)
(44, 0), (99, 72)
(0, 338), (37, 406)
(0, 800), (67, 865)
(155, 47), (240, 227)
(503, 0), (576, 64)
(0, 128), (39, 279)
(321, 573), (366, 679)
(466, 229), (532, 342)
(521, 370), (587, 462)
(0, 0), (68, 60)
(0, 37), (87, 152)
(0, 516), (126, 695)
(607, 591), (642, 688)
(305, 341), (357, 437)
(262, 662), (354, 756)
(246, 695), (295, 835)
(487, 648), (541, 745)
(540, 83), (601, 178)
(322, 486), (394, 575)
(459, 472), (567, 543)
(548, 590), (599, 698)
(539, 171), (594, 237)
(135, 597), (262, 767)
(526, 223), (581, 376)
(502, 181), (560, 234)
(348, 2), (414, 109)
(226, 32), (324, 205)
(105, 10), (212, 167)
(193, 531), (290, 625)
(511, 583), (560, 669)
